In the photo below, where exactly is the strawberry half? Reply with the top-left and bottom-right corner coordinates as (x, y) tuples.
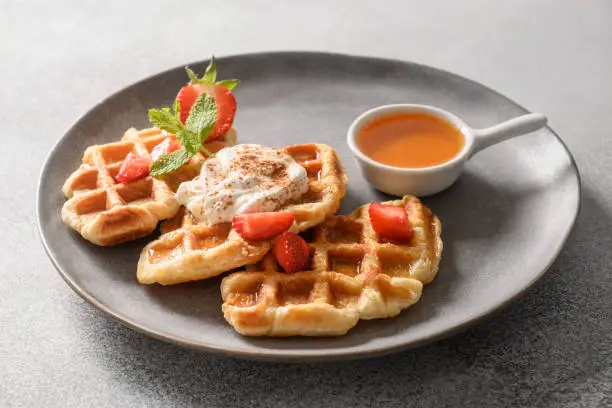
(115, 153), (152, 184)
(176, 84), (202, 124)
(232, 212), (295, 241)
(176, 83), (237, 141)
(368, 202), (413, 243)
(274, 232), (310, 273)
(210, 85), (237, 139)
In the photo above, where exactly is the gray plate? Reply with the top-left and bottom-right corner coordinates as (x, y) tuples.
(37, 52), (580, 362)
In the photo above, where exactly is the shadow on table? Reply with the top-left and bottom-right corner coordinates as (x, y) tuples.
(72, 186), (611, 408)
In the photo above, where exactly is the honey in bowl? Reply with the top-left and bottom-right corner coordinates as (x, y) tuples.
(356, 112), (465, 168)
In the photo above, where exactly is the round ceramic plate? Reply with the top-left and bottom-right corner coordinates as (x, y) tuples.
(38, 52), (580, 361)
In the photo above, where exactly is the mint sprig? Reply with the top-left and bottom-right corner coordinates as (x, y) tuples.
(185, 94), (217, 140)
(149, 94), (217, 176)
(174, 129), (201, 154)
(150, 148), (191, 176)
(148, 106), (183, 134)
(148, 56), (238, 177)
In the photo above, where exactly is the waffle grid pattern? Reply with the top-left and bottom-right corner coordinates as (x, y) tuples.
(61, 127), (235, 246)
(61, 128), (180, 245)
(137, 208), (270, 285)
(136, 143), (348, 285)
(280, 144), (348, 232)
(221, 196), (442, 337)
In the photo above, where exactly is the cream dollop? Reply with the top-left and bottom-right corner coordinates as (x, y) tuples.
(176, 144), (308, 225)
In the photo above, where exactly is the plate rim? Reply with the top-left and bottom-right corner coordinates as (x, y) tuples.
(36, 51), (582, 362)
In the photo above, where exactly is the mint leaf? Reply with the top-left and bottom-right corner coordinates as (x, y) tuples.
(202, 56), (217, 83)
(150, 148), (193, 176)
(184, 94), (217, 143)
(175, 129), (202, 154)
(148, 108), (183, 134)
(216, 79), (240, 91)
(185, 66), (199, 83)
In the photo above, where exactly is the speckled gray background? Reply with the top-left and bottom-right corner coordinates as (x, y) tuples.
(2, 1), (611, 407)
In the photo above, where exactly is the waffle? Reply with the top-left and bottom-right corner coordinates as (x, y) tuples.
(136, 207), (271, 285)
(137, 143), (348, 285)
(221, 195), (442, 337)
(279, 143), (348, 231)
(61, 127), (236, 246)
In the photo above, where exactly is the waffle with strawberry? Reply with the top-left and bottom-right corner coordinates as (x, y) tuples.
(62, 127), (236, 246)
(137, 143), (348, 285)
(221, 195), (442, 337)
(62, 57), (240, 246)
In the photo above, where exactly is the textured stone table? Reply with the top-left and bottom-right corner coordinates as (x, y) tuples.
(2, 1), (611, 406)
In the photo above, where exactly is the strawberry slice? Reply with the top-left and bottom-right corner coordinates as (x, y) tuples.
(210, 85), (237, 140)
(151, 137), (181, 162)
(115, 153), (152, 184)
(232, 212), (295, 241)
(176, 84), (202, 124)
(274, 232), (310, 273)
(368, 202), (413, 243)
(176, 83), (237, 141)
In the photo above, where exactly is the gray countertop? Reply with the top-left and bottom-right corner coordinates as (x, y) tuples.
(2, 1), (611, 407)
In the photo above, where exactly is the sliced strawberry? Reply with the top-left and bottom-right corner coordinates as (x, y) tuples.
(176, 84), (202, 124)
(175, 83), (237, 141)
(232, 212), (295, 241)
(274, 232), (310, 273)
(368, 202), (413, 243)
(151, 137), (181, 162)
(115, 153), (152, 184)
(209, 85), (237, 140)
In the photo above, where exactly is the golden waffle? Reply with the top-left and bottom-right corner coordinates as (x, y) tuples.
(221, 195), (442, 337)
(61, 127), (236, 246)
(137, 143), (348, 285)
(136, 208), (271, 285)
(279, 144), (348, 232)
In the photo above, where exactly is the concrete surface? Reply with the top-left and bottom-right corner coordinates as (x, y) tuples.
(1, 0), (611, 407)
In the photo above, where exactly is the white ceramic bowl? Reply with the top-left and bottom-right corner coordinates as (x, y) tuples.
(347, 104), (547, 196)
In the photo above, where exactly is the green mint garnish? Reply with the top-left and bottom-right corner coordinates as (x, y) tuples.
(174, 129), (201, 155)
(150, 148), (191, 176)
(184, 94), (217, 143)
(148, 106), (183, 134)
(149, 95), (217, 176)
(148, 55), (238, 177)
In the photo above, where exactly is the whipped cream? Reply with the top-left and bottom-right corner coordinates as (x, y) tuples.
(176, 144), (308, 225)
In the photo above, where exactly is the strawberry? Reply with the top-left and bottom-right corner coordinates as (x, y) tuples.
(210, 85), (237, 139)
(175, 83), (237, 141)
(115, 153), (152, 184)
(368, 202), (413, 243)
(151, 137), (181, 162)
(176, 84), (202, 124)
(232, 212), (295, 241)
(274, 232), (310, 273)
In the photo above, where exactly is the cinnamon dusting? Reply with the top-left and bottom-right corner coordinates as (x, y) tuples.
(175, 144), (309, 225)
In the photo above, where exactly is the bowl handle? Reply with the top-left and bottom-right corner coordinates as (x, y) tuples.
(471, 113), (548, 154)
